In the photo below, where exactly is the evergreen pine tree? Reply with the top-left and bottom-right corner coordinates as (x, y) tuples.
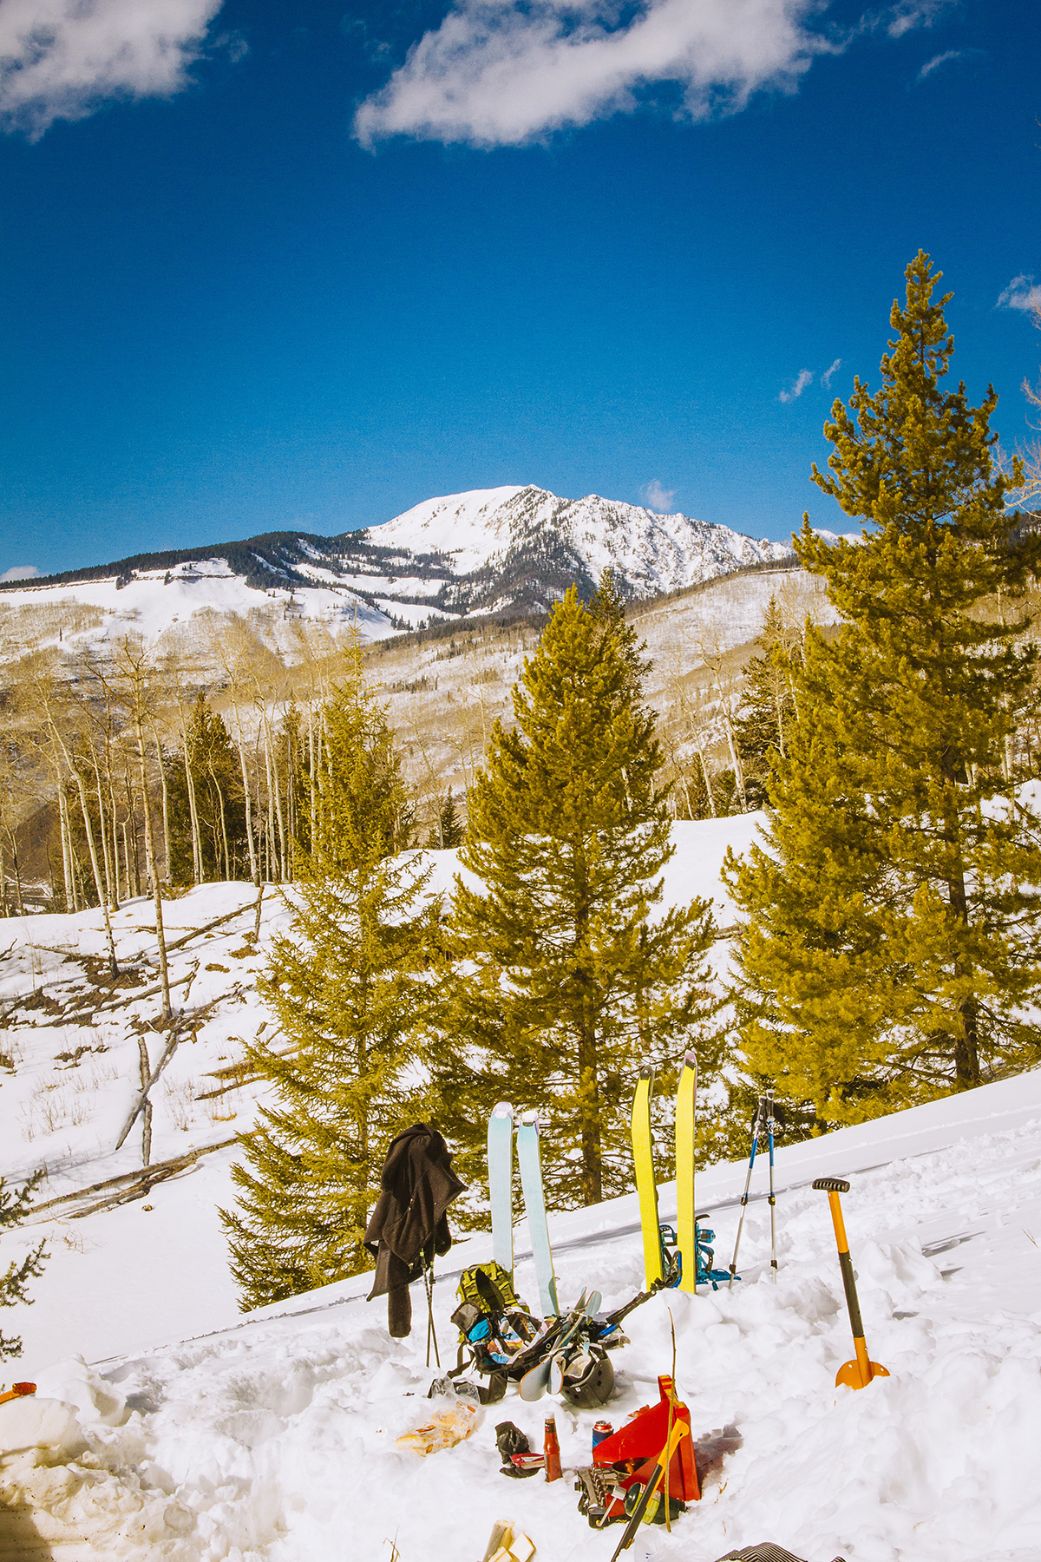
(734, 598), (805, 809)
(0, 1174), (46, 1360)
(429, 791), (464, 849)
(726, 253), (1041, 1125)
(222, 669), (437, 1308)
(440, 576), (720, 1207)
(168, 695), (247, 884)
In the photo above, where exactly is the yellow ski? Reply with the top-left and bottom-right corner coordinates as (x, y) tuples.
(632, 1063), (663, 1288)
(675, 1050), (697, 1294)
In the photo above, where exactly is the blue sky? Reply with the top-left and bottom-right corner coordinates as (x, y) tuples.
(1, 0), (1039, 578)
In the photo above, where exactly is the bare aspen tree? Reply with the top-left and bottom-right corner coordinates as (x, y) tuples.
(31, 663), (120, 977)
(115, 640), (172, 1021)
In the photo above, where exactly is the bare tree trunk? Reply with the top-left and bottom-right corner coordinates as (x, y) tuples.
(135, 730), (172, 1022)
(153, 726), (172, 881)
(695, 739), (717, 817)
(181, 717), (204, 883)
(70, 767), (119, 976)
(91, 746), (118, 912)
(57, 783), (77, 912)
(47, 713), (120, 976)
(211, 768), (230, 879)
(236, 735), (259, 884)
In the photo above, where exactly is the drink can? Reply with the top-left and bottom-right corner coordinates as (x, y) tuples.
(592, 1419), (613, 1450)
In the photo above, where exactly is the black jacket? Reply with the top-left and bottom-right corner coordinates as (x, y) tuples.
(364, 1123), (465, 1337)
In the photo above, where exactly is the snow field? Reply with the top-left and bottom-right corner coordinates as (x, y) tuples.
(3, 1073), (1041, 1560)
(2, 820), (1041, 1559)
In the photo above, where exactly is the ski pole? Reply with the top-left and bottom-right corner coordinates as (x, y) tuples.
(812, 1177), (889, 1391)
(765, 1089), (778, 1274)
(727, 1099), (763, 1288)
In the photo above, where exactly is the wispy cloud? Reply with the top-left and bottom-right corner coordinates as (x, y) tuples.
(916, 47), (978, 82)
(641, 479), (676, 512)
(0, 564), (41, 582)
(997, 275), (1041, 315)
(886, 1), (955, 40)
(0, 0), (225, 138)
(821, 357), (842, 388)
(779, 368), (814, 404)
(355, 0), (838, 148)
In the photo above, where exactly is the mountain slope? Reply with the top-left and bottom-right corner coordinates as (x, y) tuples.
(0, 486), (792, 658)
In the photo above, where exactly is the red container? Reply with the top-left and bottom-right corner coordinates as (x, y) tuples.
(543, 1416), (562, 1482)
(592, 1419), (614, 1450)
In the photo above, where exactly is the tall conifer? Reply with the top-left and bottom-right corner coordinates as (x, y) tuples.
(726, 253), (1041, 1124)
(223, 667), (437, 1308)
(441, 577), (720, 1207)
(734, 598), (805, 809)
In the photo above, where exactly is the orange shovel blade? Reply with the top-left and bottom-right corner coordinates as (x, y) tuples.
(836, 1359), (889, 1390)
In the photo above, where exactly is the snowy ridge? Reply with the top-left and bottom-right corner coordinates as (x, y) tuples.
(0, 486), (792, 661)
(359, 484), (791, 602)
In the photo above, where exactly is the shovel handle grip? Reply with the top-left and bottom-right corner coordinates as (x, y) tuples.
(812, 1176), (850, 1193)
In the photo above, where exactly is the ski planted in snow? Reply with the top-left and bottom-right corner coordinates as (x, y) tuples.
(632, 1063), (664, 1290)
(488, 1101), (515, 1276)
(675, 1050), (698, 1295)
(516, 1111), (560, 1318)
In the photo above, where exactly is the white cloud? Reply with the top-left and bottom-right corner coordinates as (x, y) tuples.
(641, 479), (676, 512)
(916, 47), (971, 81)
(886, 1), (953, 39)
(0, 0), (224, 137)
(0, 564), (41, 582)
(779, 368), (813, 403)
(821, 356), (842, 387)
(997, 275), (1041, 316)
(354, 0), (833, 148)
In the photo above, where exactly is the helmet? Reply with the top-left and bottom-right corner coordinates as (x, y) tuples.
(562, 1345), (615, 1409)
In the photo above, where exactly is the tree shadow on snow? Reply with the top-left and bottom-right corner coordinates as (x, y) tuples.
(696, 1421), (743, 1493)
(0, 1496), (56, 1560)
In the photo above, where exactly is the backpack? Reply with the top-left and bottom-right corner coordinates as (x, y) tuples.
(450, 1261), (541, 1374)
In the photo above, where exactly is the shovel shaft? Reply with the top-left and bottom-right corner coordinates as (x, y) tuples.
(818, 1185), (886, 1389)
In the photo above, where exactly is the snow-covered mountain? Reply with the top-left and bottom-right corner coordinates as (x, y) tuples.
(0, 486), (792, 658)
(354, 485), (792, 615)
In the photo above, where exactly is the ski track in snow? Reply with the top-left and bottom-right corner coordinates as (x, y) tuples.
(1, 831), (1040, 1558)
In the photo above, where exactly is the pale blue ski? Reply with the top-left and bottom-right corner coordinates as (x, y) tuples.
(516, 1111), (560, 1318)
(488, 1101), (515, 1275)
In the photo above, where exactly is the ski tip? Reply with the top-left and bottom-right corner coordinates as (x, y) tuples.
(682, 1050), (697, 1069)
(491, 1102), (515, 1119)
(517, 1108), (540, 1126)
(638, 1062), (655, 1082)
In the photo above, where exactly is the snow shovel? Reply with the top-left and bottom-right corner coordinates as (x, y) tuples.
(812, 1177), (889, 1391)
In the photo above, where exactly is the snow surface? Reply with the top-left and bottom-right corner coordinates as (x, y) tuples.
(2, 818), (1040, 1560)
(0, 559), (397, 657)
(363, 486), (530, 572)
